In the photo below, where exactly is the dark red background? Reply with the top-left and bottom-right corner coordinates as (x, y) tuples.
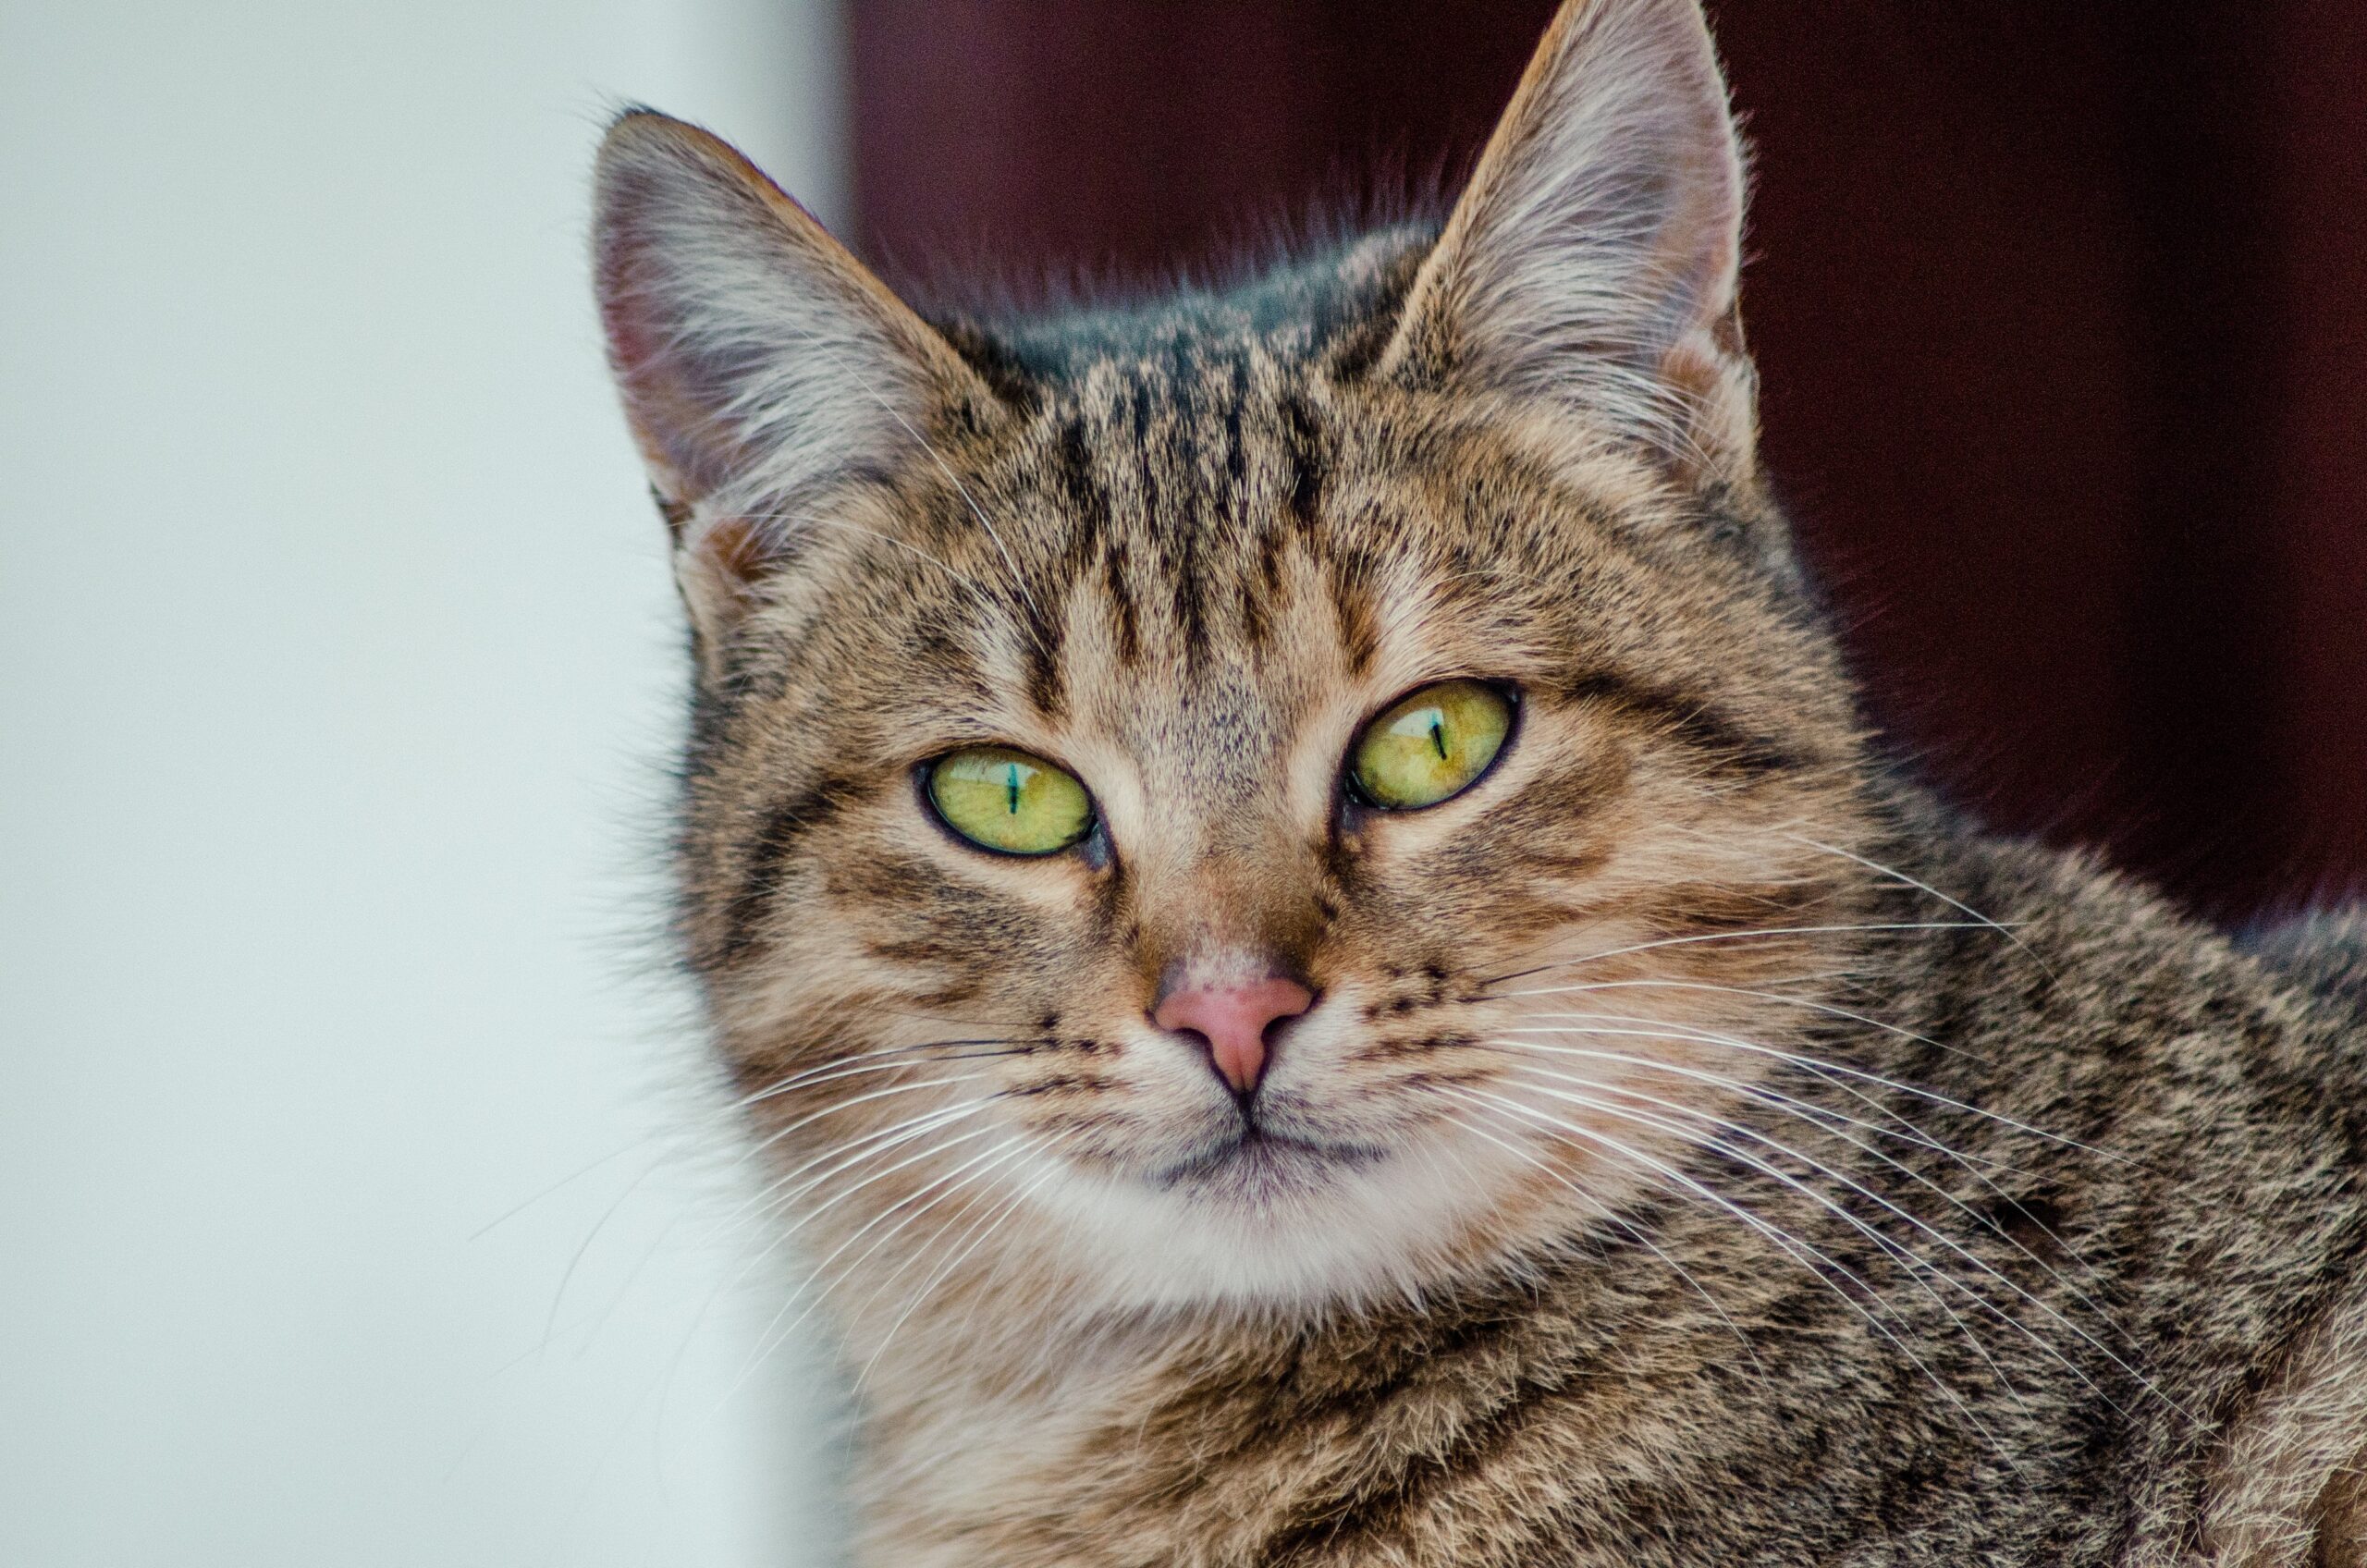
(845, 0), (2367, 919)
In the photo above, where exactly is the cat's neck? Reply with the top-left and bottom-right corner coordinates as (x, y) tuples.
(841, 1264), (1631, 1568)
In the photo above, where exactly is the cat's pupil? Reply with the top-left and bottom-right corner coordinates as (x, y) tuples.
(1006, 763), (1022, 815)
(1429, 717), (1450, 761)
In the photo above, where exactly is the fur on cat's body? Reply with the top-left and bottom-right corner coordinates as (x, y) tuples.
(589, 0), (2367, 1562)
(850, 824), (2367, 1567)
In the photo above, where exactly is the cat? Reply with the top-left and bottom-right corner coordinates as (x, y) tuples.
(590, 0), (2367, 1562)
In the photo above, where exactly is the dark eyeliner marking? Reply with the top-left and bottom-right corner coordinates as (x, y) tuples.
(721, 773), (863, 965)
(1565, 672), (1798, 778)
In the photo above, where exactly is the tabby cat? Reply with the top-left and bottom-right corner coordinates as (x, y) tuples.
(590, 0), (2367, 1562)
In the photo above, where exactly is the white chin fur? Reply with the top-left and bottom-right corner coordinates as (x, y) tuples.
(1022, 1121), (1560, 1315)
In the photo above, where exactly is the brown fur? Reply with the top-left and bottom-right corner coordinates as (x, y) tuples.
(590, 1), (2367, 1562)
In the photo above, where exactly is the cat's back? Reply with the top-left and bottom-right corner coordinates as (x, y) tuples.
(2246, 908), (2367, 1020)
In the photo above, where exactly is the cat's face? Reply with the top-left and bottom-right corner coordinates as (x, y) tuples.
(597, 0), (1881, 1318)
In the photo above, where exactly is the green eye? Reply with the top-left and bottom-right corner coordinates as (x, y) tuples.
(1348, 680), (1515, 810)
(926, 745), (1095, 856)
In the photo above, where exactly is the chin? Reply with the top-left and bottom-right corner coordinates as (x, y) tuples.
(1029, 1119), (1560, 1317)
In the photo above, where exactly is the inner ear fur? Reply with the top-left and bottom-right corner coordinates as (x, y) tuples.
(1378, 0), (1757, 484)
(591, 110), (999, 639)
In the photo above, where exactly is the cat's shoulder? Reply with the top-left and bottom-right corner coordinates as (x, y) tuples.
(2200, 1256), (2367, 1568)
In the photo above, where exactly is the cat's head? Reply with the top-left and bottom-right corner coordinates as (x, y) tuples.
(594, 0), (1880, 1325)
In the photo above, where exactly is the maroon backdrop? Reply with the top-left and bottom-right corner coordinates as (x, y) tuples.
(846, 0), (2367, 919)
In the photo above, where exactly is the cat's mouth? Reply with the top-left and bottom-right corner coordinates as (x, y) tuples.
(1151, 1121), (1388, 1190)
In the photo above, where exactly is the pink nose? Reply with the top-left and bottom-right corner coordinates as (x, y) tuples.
(1152, 976), (1315, 1095)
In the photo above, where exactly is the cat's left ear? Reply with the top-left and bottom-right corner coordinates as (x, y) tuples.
(592, 110), (1000, 647)
(1379, 0), (1754, 484)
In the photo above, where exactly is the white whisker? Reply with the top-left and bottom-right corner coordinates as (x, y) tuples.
(1430, 1107), (1767, 1373)
(1495, 975), (1983, 1063)
(1501, 1014), (2128, 1162)
(734, 508), (1000, 609)
(852, 1156), (1061, 1396)
(1435, 1083), (2023, 1473)
(1490, 1031), (2177, 1413)
(1784, 833), (2055, 979)
(1491, 1057), (2152, 1417)
(728, 1097), (996, 1228)
(729, 1039), (1036, 1111)
(730, 1133), (1034, 1402)
(738, 1073), (988, 1167)
(1479, 921), (2012, 989)
(1485, 1068), (2042, 1412)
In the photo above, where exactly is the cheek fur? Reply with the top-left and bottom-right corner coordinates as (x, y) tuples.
(663, 312), (1875, 1328)
(693, 623), (1871, 1313)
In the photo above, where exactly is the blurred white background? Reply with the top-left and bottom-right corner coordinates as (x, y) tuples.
(0, 2), (850, 1562)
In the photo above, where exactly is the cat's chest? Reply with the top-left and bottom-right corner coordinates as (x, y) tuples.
(853, 1354), (1261, 1568)
(852, 1329), (1443, 1565)
(848, 1320), (1672, 1568)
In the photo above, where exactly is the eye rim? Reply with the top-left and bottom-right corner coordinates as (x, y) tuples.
(917, 743), (1100, 859)
(1342, 678), (1522, 814)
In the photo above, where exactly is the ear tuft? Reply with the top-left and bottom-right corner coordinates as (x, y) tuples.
(1380, 0), (1754, 481)
(592, 111), (993, 632)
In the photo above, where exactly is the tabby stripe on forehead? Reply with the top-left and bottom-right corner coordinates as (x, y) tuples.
(1280, 393), (1325, 531)
(1020, 610), (1066, 717)
(1054, 418), (1142, 668)
(1220, 355), (1250, 499)
(1568, 671), (1797, 778)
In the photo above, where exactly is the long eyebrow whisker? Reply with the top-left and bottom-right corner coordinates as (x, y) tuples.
(851, 377), (1050, 635)
(731, 508), (1000, 610)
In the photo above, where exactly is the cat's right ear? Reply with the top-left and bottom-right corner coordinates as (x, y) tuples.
(592, 110), (993, 644)
(1375, 0), (1754, 485)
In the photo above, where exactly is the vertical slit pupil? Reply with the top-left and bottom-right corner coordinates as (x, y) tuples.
(1429, 716), (1450, 761)
(1006, 763), (1022, 815)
